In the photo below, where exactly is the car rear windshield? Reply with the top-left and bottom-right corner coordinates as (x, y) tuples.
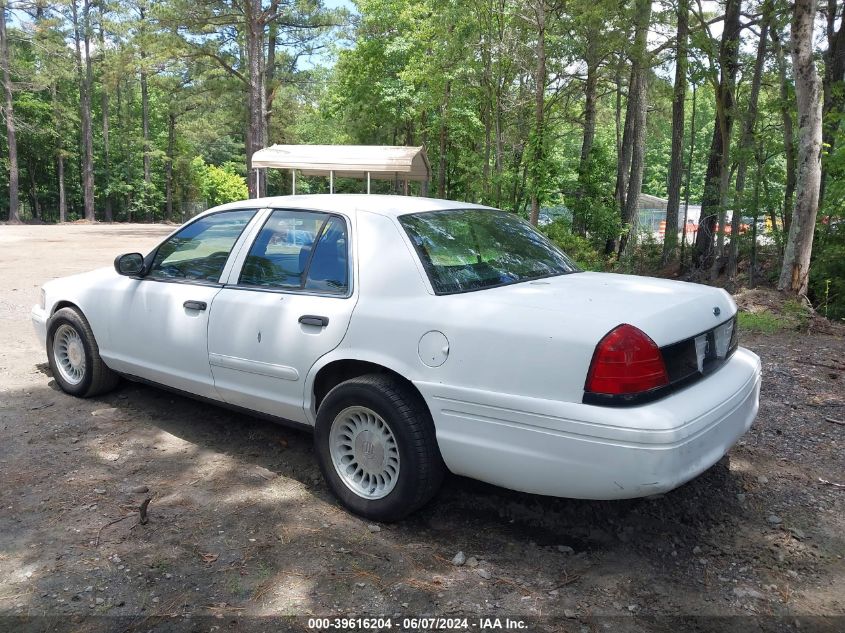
(398, 208), (579, 295)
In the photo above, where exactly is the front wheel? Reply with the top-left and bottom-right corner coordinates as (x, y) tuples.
(314, 374), (445, 521)
(46, 307), (119, 398)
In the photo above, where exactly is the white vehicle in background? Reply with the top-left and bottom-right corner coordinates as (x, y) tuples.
(31, 195), (761, 521)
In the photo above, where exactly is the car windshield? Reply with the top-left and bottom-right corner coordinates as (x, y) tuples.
(399, 208), (579, 295)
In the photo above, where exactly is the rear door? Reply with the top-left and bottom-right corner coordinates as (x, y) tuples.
(207, 209), (357, 423)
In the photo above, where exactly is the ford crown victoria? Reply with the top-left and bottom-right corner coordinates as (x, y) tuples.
(31, 195), (762, 520)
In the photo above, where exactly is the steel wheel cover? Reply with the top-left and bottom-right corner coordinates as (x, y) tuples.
(329, 405), (400, 500)
(53, 324), (86, 386)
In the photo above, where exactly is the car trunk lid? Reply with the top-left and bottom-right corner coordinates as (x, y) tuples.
(476, 271), (735, 347)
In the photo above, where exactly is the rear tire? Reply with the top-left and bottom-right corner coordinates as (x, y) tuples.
(46, 307), (119, 398)
(315, 374), (444, 521)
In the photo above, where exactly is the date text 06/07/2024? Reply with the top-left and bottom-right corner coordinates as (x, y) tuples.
(306, 617), (530, 630)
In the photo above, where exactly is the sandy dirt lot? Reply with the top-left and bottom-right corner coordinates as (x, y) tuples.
(0, 224), (843, 632)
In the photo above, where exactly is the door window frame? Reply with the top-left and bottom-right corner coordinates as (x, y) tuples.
(223, 207), (355, 299)
(141, 208), (263, 287)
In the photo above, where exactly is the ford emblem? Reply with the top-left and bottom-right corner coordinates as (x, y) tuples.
(713, 306), (721, 317)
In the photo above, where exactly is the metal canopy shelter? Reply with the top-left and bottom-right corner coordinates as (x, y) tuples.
(250, 144), (431, 195)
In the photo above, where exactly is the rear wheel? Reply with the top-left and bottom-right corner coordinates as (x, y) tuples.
(47, 307), (119, 398)
(315, 374), (444, 521)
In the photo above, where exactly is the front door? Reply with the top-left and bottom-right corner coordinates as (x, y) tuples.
(207, 209), (356, 423)
(102, 209), (257, 399)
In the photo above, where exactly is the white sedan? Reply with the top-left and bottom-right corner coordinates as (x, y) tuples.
(31, 195), (761, 521)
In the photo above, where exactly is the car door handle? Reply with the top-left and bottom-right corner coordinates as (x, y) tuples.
(299, 315), (329, 327)
(183, 300), (207, 311)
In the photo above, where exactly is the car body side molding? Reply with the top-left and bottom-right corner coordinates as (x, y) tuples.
(209, 352), (300, 381)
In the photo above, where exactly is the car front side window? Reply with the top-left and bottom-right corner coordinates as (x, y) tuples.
(147, 210), (256, 283)
(239, 210), (349, 295)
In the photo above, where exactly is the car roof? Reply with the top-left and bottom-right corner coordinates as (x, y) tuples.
(207, 194), (496, 219)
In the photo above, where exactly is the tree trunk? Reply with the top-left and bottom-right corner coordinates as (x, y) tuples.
(481, 25), (492, 201)
(661, 0), (688, 265)
(99, 8), (112, 222)
(614, 60), (623, 175)
(29, 157), (41, 220)
(614, 0), (651, 255)
(692, 0), (741, 272)
(727, 1), (770, 279)
(165, 109), (175, 222)
(51, 83), (67, 223)
(72, 0), (96, 221)
(245, 0), (264, 199)
(607, 59), (624, 250)
(612, 65), (636, 249)
(140, 56), (151, 219)
(778, 0), (823, 296)
(437, 81), (451, 199)
(262, 15), (277, 198)
(680, 83), (698, 268)
(575, 34), (599, 236)
(0, 0), (20, 224)
(750, 145), (763, 286)
(771, 25), (796, 235)
(819, 0), (845, 210)
(619, 69), (648, 256)
(58, 151), (66, 223)
(118, 77), (131, 222)
(139, 5), (151, 219)
(528, 0), (547, 226)
(494, 75), (504, 208)
(760, 167), (782, 249)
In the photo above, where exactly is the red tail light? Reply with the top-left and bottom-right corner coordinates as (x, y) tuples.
(585, 324), (669, 396)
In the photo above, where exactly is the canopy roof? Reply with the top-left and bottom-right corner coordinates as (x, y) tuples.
(251, 144), (431, 182)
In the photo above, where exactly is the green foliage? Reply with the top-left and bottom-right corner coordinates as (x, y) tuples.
(781, 298), (812, 328)
(810, 226), (845, 321)
(737, 310), (790, 333)
(565, 140), (621, 242)
(737, 299), (813, 333)
(541, 219), (607, 271)
(190, 158), (248, 208)
(612, 231), (666, 276)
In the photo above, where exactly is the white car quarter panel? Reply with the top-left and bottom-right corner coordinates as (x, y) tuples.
(420, 347), (761, 498)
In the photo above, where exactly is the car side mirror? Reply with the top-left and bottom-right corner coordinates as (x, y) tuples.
(114, 253), (146, 277)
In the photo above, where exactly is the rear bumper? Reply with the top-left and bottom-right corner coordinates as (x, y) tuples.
(31, 305), (49, 348)
(419, 347), (761, 499)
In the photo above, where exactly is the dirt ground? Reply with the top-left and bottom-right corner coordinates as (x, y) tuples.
(0, 224), (843, 633)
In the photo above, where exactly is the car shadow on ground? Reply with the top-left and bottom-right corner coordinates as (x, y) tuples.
(94, 377), (747, 551)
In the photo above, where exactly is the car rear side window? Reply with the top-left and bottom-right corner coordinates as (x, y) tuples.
(239, 210), (349, 295)
(148, 209), (256, 283)
(399, 208), (578, 294)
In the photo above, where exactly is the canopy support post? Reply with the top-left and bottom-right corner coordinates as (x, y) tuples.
(403, 179), (409, 196)
(291, 169), (296, 194)
(330, 170), (334, 194)
(367, 172), (371, 194)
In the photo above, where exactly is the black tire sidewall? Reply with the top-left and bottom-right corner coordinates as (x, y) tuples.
(46, 311), (95, 397)
(315, 380), (431, 522)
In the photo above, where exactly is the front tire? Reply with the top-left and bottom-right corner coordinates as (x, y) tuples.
(315, 374), (445, 522)
(46, 307), (119, 398)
